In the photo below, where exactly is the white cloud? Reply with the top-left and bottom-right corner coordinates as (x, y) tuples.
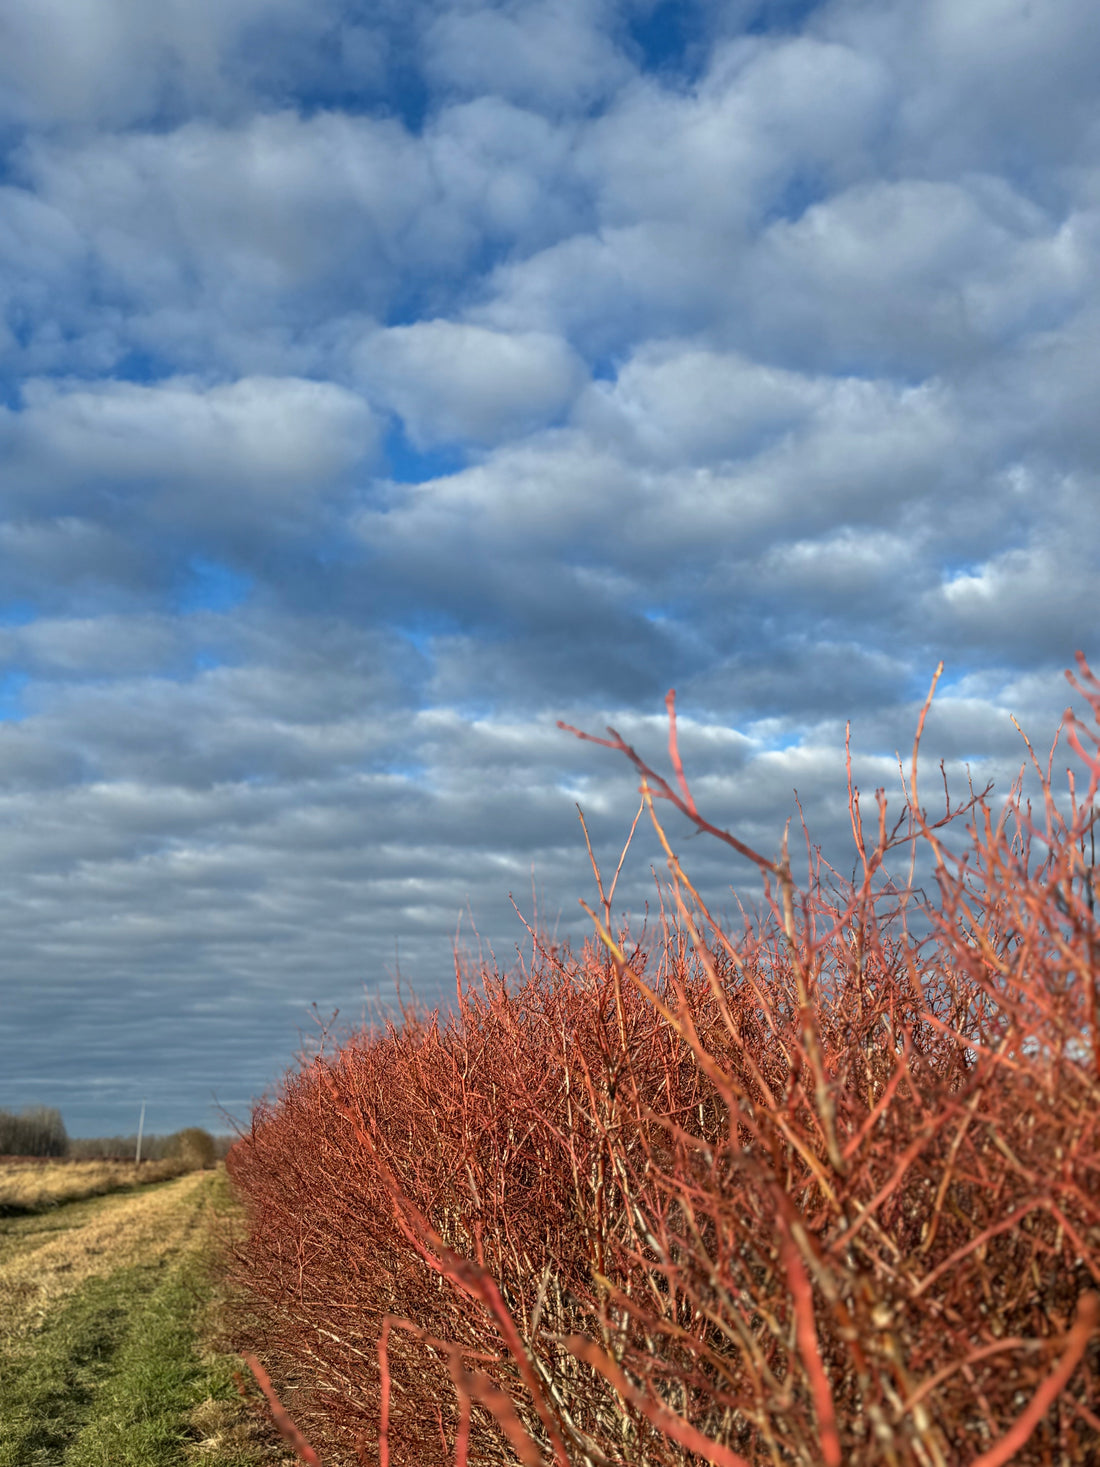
(3, 98), (594, 381)
(575, 344), (830, 465)
(742, 176), (1089, 373)
(421, 97), (585, 248)
(3, 376), (377, 510)
(932, 520), (1099, 659)
(0, 186), (88, 319)
(971, 295), (1100, 469)
(357, 321), (585, 446)
(423, 0), (630, 112)
(0, 0), (268, 127)
(822, 0), (1100, 183)
(0, 614), (189, 677)
(759, 528), (914, 599)
(0, 517), (153, 605)
(18, 112), (443, 305)
(355, 364), (968, 603)
(578, 35), (890, 232)
(0, 0), (374, 129)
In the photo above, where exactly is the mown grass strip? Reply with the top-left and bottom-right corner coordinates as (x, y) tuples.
(0, 1171), (286, 1466)
(0, 1171), (196, 1272)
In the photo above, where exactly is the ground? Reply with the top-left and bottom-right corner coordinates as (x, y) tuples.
(0, 1164), (296, 1466)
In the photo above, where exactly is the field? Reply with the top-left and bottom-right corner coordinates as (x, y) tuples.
(0, 1156), (188, 1215)
(0, 1161), (294, 1466)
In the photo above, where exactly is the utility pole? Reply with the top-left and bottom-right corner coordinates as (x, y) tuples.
(135, 1099), (146, 1166)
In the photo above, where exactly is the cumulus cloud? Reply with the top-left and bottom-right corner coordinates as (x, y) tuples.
(577, 34), (890, 231)
(356, 321), (585, 445)
(739, 177), (1088, 375)
(423, 0), (631, 112)
(2, 96), (593, 383)
(14, 112), (444, 320)
(1, 376), (375, 536)
(0, 0), (408, 130)
(822, 0), (1100, 186)
(575, 344), (832, 464)
(931, 523), (1100, 662)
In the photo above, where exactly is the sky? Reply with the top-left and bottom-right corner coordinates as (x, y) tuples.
(0, 0), (1097, 1138)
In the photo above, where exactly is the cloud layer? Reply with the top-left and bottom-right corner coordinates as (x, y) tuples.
(1, 0), (1097, 1134)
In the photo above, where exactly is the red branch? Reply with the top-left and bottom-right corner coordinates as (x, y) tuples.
(969, 1294), (1098, 1467)
(223, 652), (1100, 1467)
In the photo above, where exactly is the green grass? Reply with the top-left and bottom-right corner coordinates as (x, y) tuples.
(0, 1173), (287, 1467)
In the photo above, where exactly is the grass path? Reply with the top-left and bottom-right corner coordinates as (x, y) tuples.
(0, 1169), (293, 1466)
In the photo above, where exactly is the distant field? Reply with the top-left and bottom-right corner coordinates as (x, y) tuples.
(0, 1164), (293, 1466)
(0, 1156), (188, 1215)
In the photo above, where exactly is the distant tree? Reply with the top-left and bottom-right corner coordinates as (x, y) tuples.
(0, 1110), (22, 1155)
(0, 1106), (69, 1157)
(169, 1127), (217, 1170)
(69, 1133), (178, 1161)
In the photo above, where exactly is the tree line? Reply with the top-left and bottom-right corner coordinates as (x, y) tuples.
(0, 1106), (69, 1157)
(0, 1107), (228, 1165)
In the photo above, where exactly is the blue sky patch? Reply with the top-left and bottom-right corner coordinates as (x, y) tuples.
(176, 558), (253, 615)
(0, 671), (29, 722)
(0, 602), (36, 627)
(384, 420), (467, 484)
(627, 1), (707, 78)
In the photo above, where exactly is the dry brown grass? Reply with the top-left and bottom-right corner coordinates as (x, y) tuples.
(0, 1156), (186, 1214)
(0, 1168), (209, 1350)
(186, 1393), (300, 1464)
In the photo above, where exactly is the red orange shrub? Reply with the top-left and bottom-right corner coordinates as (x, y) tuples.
(225, 656), (1100, 1465)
